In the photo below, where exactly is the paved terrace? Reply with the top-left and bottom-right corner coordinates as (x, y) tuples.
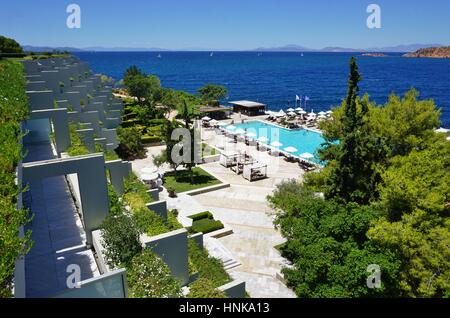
(23, 141), (99, 297)
(132, 114), (304, 298)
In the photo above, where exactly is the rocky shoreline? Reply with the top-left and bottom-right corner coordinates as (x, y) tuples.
(403, 46), (450, 58)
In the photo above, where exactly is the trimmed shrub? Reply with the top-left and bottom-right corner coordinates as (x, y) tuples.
(127, 250), (182, 298)
(188, 211), (214, 221)
(191, 218), (224, 234)
(123, 174), (153, 204)
(188, 278), (227, 298)
(141, 135), (162, 144)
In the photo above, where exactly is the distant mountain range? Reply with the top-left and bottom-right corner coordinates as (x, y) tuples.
(22, 43), (445, 53)
(253, 44), (445, 53)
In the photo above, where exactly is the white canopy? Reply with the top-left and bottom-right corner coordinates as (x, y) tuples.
(141, 173), (159, 181)
(287, 108), (295, 112)
(141, 167), (158, 174)
(287, 111), (297, 116)
(300, 152), (314, 159)
(209, 119), (218, 125)
(318, 111), (326, 116)
(298, 110), (307, 114)
(202, 116), (211, 121)
(284, 146), (298, 153)
(270, 141), (283, 147)
(257, 136), (269, 143)
(295, 107), (304, 111)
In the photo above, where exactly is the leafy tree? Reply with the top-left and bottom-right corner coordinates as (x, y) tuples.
(370, 89), (441, 157)
(116, 126), (146, 160)
(123, 65), (162, 105)
(198, 84), (227, 106)
(100, 213), (142, 268)
(179, 100), (200, 182)
(268, 180), (401, 298)
(0, 36), (23, 54)
(127, 250), (182, 298)
(323, 58), (385, 204)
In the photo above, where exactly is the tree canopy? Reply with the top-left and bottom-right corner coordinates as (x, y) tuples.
(269, 57), (449, 298)
(198, 84), (227, 106)
(0, 36), (23, 54)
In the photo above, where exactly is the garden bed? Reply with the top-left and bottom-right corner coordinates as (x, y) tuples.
(163, 167), (221, 194)
(187, 211), (224, 234)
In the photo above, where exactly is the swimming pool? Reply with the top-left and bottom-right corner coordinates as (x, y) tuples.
(226, 120), (327, 164)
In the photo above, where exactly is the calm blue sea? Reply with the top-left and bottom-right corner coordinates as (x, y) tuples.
(74, 51), (450, 127)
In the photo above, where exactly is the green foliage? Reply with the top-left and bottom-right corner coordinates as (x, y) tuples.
(162, 167), (221, 193)
(0, 36), (23, 54)
(107, 183), (123, 216)
(133, 207), (169, 237)
(123, 65), (162, 105)
(188, 240), (231, 288)
(124, 174), (153, 204)
(141, 135), (162, 144)
(268, 180), (400, 297)
(0, 60), (32, 297)
(116, 126), (146, 160)
(188, 278), (227, 298)
(190, 218), (224, 234)
(127, 249), (182, 298)
(198, 84), (227, 106)
(66, 123), (90, 156)
(188, 211), (214, 221)
(100, 213), (142, 267)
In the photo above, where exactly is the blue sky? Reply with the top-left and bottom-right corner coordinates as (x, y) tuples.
(1, 0), (449, 50)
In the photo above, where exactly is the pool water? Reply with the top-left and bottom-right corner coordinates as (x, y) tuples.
(227, 120), (327, 164)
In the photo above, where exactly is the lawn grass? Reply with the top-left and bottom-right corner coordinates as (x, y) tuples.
(202, 143), (217, 157)
(163, 167), (221, 193)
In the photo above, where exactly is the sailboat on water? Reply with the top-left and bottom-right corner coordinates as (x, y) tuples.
(210, 52), (214, 57)
(157, 53), (162, 59)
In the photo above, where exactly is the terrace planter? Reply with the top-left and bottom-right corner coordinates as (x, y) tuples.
(167, 188), (177, 198)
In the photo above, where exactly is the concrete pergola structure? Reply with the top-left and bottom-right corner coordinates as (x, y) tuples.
(26, 108), (71, 154)
(21, 153), (109, 246)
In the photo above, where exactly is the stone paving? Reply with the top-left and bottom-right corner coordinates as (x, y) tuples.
(23, 142), (99, 297)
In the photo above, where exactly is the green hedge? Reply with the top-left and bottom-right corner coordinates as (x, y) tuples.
(188, 211), (213, 221)
(0, 60), (32, 297)
(121, 119), (142, 128)
(190, 218), (224, 234)
(141, 135), (162, 144)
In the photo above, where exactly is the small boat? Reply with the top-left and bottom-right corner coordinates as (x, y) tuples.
(300, 53), (304, 57)
(210, 52), (214, 57)
(157, 54), (162, 59)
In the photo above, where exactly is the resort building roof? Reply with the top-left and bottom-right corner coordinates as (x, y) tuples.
(228, 100), (266, 108)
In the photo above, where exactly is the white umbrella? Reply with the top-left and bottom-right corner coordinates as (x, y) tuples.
(235, 128), (246, 135)
(226, 125), (236, 130)
(246, 132), (257, 138)
(284, 146), (298, 153)
(309, 110), (316, 116)
(436, 127), (450, 133)
(300, 152), (314, 159)
(141, 173), (159, 181)
(279, 109), (286, 115)
(141, 167), (157, 174)
(202, 116), (211, 121)
(298, 110), (307, 115)
(258, 136), (269, 143)
(318, 111), (326, 116)
(270, 141), (283, 147)
(288, 111), (297, 116)
(295, 107), (303, 111)
(326, 110), (333, 114)
(287, 108), (295, 112)
(318, 115), (327, 119)
(210, 119), (218, 125)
